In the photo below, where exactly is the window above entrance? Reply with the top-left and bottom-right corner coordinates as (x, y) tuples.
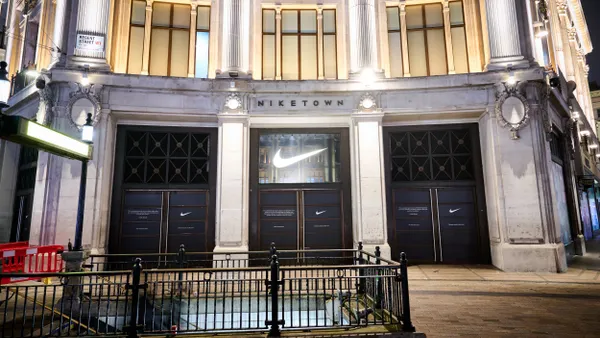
(258, 133), (340, 184)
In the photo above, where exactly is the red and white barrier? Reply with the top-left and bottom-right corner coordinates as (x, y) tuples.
(0, 244), (65, 284)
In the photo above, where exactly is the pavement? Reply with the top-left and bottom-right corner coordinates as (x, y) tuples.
(405, 237), (600, 337)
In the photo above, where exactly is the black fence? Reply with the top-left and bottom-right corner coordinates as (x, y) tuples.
(0, 243), (414, 337)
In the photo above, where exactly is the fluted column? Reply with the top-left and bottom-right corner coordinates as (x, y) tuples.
(220, 0), (250, 77)
(348, 0), (378, 73)
(50, 0), (68, 66)
(68, 0), (111, 70)
(484, 0), (528, 70)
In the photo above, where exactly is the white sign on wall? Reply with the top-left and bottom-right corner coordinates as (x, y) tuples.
(76, 34), (105, 52)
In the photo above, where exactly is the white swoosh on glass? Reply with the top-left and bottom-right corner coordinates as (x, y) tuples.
(180, 212), (192, 217)
(272, 148), (328, 168)
(449, 209), (460, 214)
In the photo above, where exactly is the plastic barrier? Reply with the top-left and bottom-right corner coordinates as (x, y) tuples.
(0, 241), (29, 250)
(0, 244), (65, 284)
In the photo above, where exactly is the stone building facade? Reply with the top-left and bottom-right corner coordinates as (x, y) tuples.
(0, 0), (596, 272)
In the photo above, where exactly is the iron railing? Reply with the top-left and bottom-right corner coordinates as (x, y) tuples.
(0, 243), (415, 337)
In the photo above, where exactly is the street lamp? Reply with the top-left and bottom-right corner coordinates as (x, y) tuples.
(73, 113), (93, 251)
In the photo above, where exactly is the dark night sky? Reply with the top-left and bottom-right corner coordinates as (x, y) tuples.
(581, 0), (600, 87)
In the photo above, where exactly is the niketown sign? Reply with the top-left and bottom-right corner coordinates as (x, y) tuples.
(252, 95), (350, 111)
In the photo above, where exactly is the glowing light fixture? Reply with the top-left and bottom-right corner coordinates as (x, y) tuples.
(362, 97), (374, 110)
(536, 29), (549, 38)
(580, 130), (591, 137)
(81, 113), (93, 143)
(81, 72), (90, 86)
(590, 144), (598, 149)
(359, 68), (377, 87)
(506, 71), (517, 85)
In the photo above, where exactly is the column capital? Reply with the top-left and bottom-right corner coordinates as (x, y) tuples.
(484, 0), (528, 70)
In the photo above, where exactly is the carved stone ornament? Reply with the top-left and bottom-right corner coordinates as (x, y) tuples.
(37, 83), (55, 126)
(495, 82), (531, 140)
(358, 92), (377, 112)
(66, 83), (103, 130)
(525, 80), (553, 140)
(223, 93), (243, 112)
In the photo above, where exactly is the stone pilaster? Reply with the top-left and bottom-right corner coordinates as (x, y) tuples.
(213, 112), (250, 263)
(50, 0), (68, 67)
(484, 0), (528, 70)
(68, 0), (111, 71)
(350, 110), (391, 260)
(348, 0), (379, 73)
(219, 0), (251, 77)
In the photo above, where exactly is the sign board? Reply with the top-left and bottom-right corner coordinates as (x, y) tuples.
(76, 34), (105, 52)
(0, 115), (92, 161)
(252, 96), (350, 111)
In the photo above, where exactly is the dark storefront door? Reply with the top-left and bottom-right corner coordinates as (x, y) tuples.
(119, 190), (209, 255)
(10, 146), (38, 242)
(110, 127), (217, 257)
(393, 187), (478, 263)
(385, 125), (489, 264)
(259, 189), (343, 253)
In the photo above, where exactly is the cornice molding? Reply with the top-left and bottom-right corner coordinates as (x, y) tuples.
(567, 0), (593, 54)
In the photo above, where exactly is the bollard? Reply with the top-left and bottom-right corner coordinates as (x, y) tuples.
(266, 254), (284, 336)
(400, 252), (415, 332)
(357, 242), (365, 294)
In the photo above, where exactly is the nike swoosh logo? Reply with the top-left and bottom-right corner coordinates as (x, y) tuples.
(180, 212), (192, 217)
(315, 210), (326, 215)
(272, 148), (327, 168)
(449, 209), (460, 214)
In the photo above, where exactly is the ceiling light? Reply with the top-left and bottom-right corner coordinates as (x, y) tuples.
(580, 130), (591, 137)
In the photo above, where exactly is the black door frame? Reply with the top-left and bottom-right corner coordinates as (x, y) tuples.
(109, 125), (218, 254)
(10, 146), (38, 242)
(383, 123), (491, 264)
(249, 128), (352, 251)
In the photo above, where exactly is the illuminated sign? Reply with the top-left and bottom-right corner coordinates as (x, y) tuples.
(0, 115), (92, 160)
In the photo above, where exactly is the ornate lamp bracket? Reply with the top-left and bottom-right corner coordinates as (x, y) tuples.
(495, 82), (531, 140)
(66, 82), (103, 131)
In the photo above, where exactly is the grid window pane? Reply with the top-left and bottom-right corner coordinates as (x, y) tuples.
(282, 11), (298, 33)
(128, 26), (145, 74)
(449, 1), (464, 25)
(263, 35), (276, 79)
(388, 32), (402, 77)
(300, 10), (317, 33)
(263, 9), (275, 33)
(426, 29), (447, 75)
(170, 30), (189, 77)
(282, 35), (299, 80)
(195, 31), (209, 78)
(424, 4), (443, 27)
(301, 35), (317, 79)
(323, 35), (337, 79)
(197, 6), (210, 30)
(172, 4), (191, 28)
(406, 6), (423, 29)
(386, 7), (400, 30)
(152, 3), (171, 26)
(131, 0), (146, 25)
(408, 31), (427, 76)
(451, 27), (468, 73)
(150, 29), (169, 76)
(323, 10), (336, 33)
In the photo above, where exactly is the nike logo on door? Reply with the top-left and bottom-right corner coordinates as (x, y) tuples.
(449, 209), (461, 214)
(315, 210), (326, 215)
(272, 148), (327, 168)
(180, 212), (192, 217)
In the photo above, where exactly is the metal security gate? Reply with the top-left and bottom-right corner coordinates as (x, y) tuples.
(110, 127), (217, 255)
(384, 125), (489, 264)
(10, 146), (38, 242)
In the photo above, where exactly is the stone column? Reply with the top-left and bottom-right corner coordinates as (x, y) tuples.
(442, 0), (455, 74)
(50, 0), (68, 66)
(188, 7), (197, 78)
(219, 0), (250, 77)
(348, 0), (378, 73)
(141, 1), (153, 75)
(213, 112), (250, 264)
(351, 111), (391, 259)
(68, 0), (111, 70)
(484, 0), (528, 70)
(400, 3), (410, 77)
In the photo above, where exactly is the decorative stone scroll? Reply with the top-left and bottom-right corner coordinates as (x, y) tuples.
(495, 82), (531, 140)
(66, 83), (103, 130)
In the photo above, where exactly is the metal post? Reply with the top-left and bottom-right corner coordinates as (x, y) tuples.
(266, 254), (283, 337)
(357, 241), (365, 294)
(73, 159), (88, 251)
(177, 244), (185, 295)
(400, 252), (415, 332)
(128, 258), (143, 338)
(375, 246), (382, 309)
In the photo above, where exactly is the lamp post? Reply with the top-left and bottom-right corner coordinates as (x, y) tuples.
(73, 113), (93, 251)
